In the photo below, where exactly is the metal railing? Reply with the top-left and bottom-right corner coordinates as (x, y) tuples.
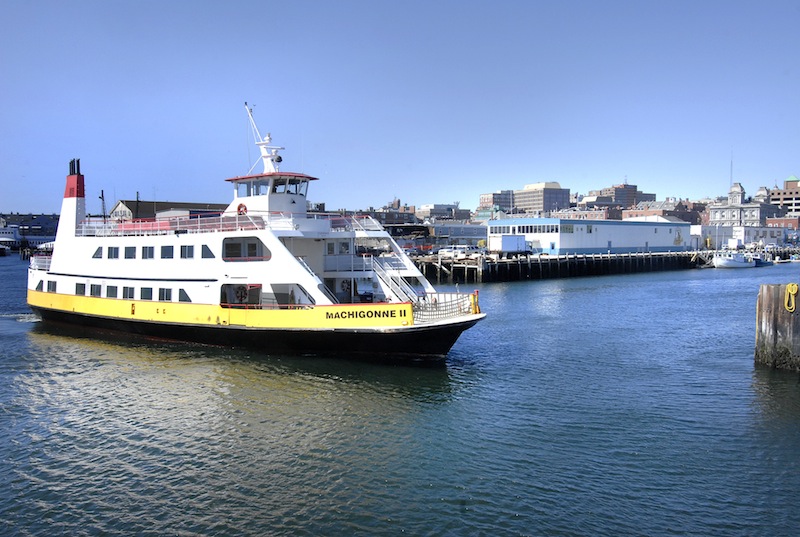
(372, 258), (421, 304)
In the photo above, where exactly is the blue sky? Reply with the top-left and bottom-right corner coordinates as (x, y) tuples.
(2, 0), (798, 215)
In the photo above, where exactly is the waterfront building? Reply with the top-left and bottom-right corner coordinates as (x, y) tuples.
(0, 213), (59, 249)
(708, 183), (783, 226)
(550, 207), (622, 220)
(109, 200), (227, 220)
(768, 176), (800, 215)
(590, 183), (655, 208)
(767, 216), (800, 231)
(415, 203), (471, 221)
(512, 182), (570, 214)
(692, 224), (787, 249)
(487, 216), (690, 255)
(477, 190), (514, 213)
(623, 199), (703, 224)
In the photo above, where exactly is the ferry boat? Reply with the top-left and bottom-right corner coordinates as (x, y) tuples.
(27, 105), (485, 361)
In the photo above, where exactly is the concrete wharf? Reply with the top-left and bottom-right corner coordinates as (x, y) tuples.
(416, 251), (709, 284)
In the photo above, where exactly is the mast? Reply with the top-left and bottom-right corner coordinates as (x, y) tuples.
(244, 102), (284, 175)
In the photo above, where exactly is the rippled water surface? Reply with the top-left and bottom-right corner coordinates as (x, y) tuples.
(2, 255), (800, 536)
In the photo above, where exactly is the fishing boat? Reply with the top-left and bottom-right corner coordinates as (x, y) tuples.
(26, 105), (485, 361)
(712, 251), (755, 268)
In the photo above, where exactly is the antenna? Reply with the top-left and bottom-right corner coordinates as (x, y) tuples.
(99, 190), (107, 223)
(244, 102), (284, 175)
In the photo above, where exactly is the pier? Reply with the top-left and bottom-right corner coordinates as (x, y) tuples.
(417, 251), (703, 284)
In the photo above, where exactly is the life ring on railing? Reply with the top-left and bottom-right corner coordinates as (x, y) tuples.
(237, 203), (248, 215)
(341, 280), (351, 293)
(235, 285), (248, 303)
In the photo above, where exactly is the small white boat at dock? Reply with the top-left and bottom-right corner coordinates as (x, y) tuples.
(712, 251), (755, 268)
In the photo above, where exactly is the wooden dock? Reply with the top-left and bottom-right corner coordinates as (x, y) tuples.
(416, 251), (701, 284)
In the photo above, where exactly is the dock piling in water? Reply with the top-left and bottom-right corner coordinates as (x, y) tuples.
(755, 283), (800, 371)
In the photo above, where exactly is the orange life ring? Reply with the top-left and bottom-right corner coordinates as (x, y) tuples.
(237, 203), (247, 215)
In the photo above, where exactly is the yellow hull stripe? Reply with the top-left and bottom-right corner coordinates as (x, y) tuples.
(27, 290), (414, 330)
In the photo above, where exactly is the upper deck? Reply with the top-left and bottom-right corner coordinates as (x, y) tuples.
(74, 212), (385, 238)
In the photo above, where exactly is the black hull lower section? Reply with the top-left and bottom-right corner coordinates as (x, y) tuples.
(31, 307), (480, 364)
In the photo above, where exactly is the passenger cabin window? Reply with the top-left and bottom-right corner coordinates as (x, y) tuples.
(108, 247), (119, 259)
(158, 288), (172, 301)
(142, 246), (155, 259)
(93, 247), (102, 259)
(161, 245), (174, 259)
(123, 286), (135, 299)
(76, 283), (86, 295)
(222, 237), (271, 261)
(90, 284), (101, 297)
(180, 245), (194, 259)
(125, 246), (136, 259)
(201, 245), (215, 258)
(107, 286), (118, 298)
(141, 288), (153, 300)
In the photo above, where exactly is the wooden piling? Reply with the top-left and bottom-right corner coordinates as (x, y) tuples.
(755, 283), (800, 371)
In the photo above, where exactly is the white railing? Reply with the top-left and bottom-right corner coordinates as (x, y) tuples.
(76, 212), (385, 238)
(29, 254), (52, 271)
(412, 292), (475, 323)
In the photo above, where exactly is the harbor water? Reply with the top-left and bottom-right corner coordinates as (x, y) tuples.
(2, 255), (800, 536)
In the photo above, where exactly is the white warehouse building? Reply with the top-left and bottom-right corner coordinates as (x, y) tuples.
(488, 217), (692, 255)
